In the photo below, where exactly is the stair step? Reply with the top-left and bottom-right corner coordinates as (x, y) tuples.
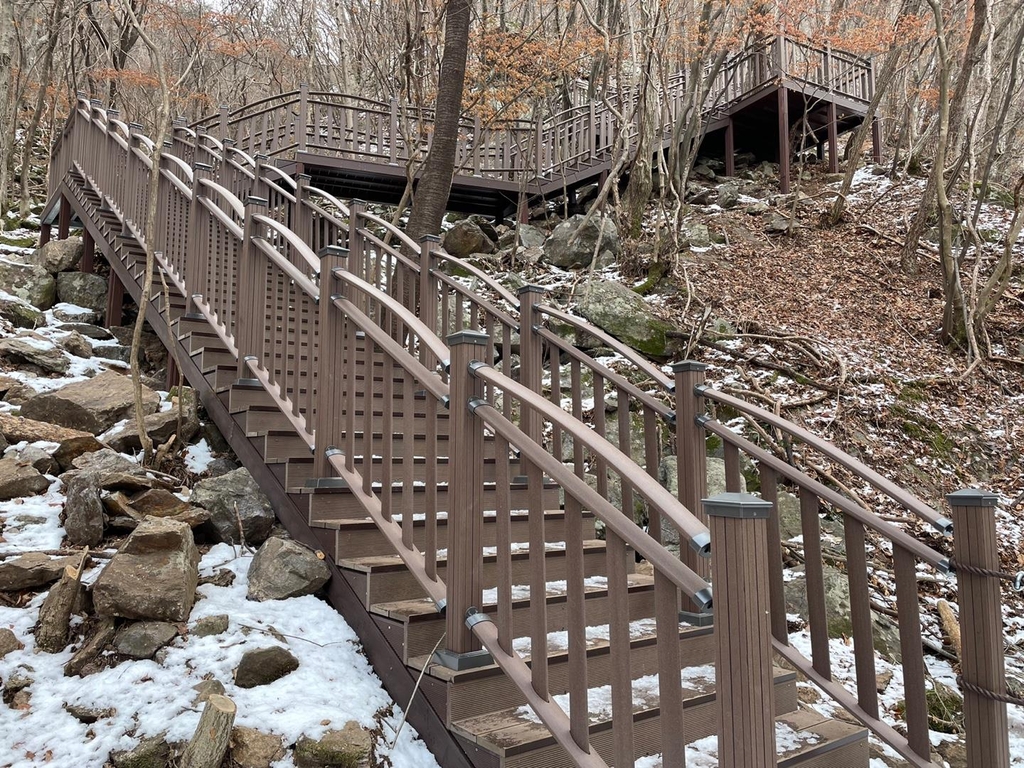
(295, 478), (562, 523)
(192, 345), (236, 371)
(311, 509), (597, 559)
(370, 573), (657, 663)
(450, 664), (799, 767)
(340, 539), (612, 606)
(282, 454), (524, 488)
(416, 620), (715, 722)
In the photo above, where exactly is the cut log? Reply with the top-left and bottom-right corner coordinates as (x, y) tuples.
(64, 618), (116, 677)
(938, 599), (961, 658)
(35, 552), (88, 653)
(180, 694), (236, 768)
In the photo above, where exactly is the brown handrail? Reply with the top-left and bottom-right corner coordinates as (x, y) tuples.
(697, 386), (954, 533)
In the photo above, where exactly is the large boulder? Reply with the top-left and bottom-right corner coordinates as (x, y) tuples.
(247, 538), (330, 601)
(577, 279), (675, 358)
(56, 272), (107, 316)
(0, 552), (78, 591)
(294, 722), (371, 768)
(543, 215), (619, 269)
(61, 471), (105, 547)
(0, 297), (44, 328)
(113, 621), (178, 659)
(498, 223), (547, 250)
(0, 336), (69, 374)
(442, 219), (496, 258)
(192, 468), (275, 545)
(20, 370), (160, 434)
(92, 517), (200, 622)
(231, 727), (286, 768)
(0, 258), (56, 308)
(29, 237), (83, 273)
(0, 457), (52, 500)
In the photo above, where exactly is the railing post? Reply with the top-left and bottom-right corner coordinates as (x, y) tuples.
(673, 361), (711, 621)
(346, 199), (366, 285)
(418, 234), (440, 342)
(236, 195), (268, 378)
(436, 329), (491, 670)
(294, 174), (312, 244)
(188, 162), (213, 313)
(947, 489), (1011, 768)
(252, 153), (268, 200)
(389, 97), (399, 164)
(518, 285), (545, 443)
(313, 245), (349, 478)
(704, 492), (777, 768)
(219, 104), (230, 144)
(298, 83), (309, 152)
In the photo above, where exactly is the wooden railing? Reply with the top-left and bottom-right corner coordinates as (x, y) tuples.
(46, 94), (1014, 768)
(182, 36), (871, 189)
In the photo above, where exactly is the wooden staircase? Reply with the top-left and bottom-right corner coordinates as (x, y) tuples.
(43, 94), (1018, 768)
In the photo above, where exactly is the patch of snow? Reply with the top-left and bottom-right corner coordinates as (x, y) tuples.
(184, 438), (216, 473)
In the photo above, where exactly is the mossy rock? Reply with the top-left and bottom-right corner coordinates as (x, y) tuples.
(294, 722), (370, 768)
(0, 234), (37, 248)
(110, 735), (170, 768)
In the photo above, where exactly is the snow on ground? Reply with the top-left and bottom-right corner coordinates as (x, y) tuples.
(0, 545), (441, 768)
(0, 283), (441, 768)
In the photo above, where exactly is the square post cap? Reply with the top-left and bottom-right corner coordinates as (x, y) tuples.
(671, 360), (707, 373)
(703, 492), (773, 519)
(946, 489), (1000, 508)
(317, 244), (348, 260)
(518, 284), (547, 297)
(447, 329), (490, 347)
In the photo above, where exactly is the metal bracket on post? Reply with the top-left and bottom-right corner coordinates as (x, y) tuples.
(433, 608), (494, 671)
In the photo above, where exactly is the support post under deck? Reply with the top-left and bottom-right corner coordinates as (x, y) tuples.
(777, 88), (791, 193)
(724, 118), (735, 178)
(80, 229), (95, 273)
(827, 102), (839, 174)
(58, 196), (71, 239)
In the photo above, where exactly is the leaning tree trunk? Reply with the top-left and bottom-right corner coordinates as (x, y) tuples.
(405, 0), (472, 252)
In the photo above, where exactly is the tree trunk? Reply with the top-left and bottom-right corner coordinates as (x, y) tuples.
(180, 694), (236, 768)
(35, 556), (86, 653)
(405, 0), (472, 251)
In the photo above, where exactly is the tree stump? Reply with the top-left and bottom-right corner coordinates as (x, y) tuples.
(35, 554), (87, 653)
(180, 694), (236, 768)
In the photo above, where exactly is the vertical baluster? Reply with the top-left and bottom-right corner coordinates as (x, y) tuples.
(643, 407), (660, 543)
(723, 441), (742, 492)
(759, 465), (788, 643)
(593, 375), (607, 498)
(894, 543), (930, 758)
(606, 528), (634, 767)
(419, 235), (440, 344)
(654, 570), (684, 766)
(494, 426), (513, 655)
(424, 386), (439, 580)
(380, 353), (395, 523)
(361, 334), (374, 497)
(401, 363), (416, 549)
(800, 488), (831, 679)
(843, 515), (878, 717)
(236, 196), (267, 378)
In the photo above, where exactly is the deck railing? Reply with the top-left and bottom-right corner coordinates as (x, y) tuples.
(182, 35), (872, 190)
(45, 95), (1013, 768)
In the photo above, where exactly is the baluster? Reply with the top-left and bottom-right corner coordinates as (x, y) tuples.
(606, 526), (634, 767)
(380, 353), (395, 523)
(298, 83), (309, 152)
(723, 441), (742, 492)
(654, 569), (684, 765)
(843, 514), (879, 717)
(236, 196), (268, 378)
(424, 385), (439, 580)
(400, 363), (416, 550)
(759, 465), (788, 643)
(894, 543), (929, 758)
(643, 407), (660, 543)
(800, 487), (831, 679)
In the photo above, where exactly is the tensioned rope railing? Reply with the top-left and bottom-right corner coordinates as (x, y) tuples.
(45, 94), (1013, 768)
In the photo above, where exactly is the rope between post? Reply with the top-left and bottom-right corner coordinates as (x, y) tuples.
(947, 558), (1024, 592)
(957, 676), (1024, 707)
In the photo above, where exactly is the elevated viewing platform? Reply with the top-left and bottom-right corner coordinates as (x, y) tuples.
(173, 35), (876, 219)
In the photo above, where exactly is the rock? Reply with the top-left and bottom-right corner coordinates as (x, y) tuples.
(0, 553), (78, 590)
(4, 383), (38, 405)
(126, 488), (190, 517)
(192, 678), (226, 706)
(21, 370), (160, 434)
(198, 569), (236, 588)
(0, 457), (52, 500)
(52, 303), (99, 324)
(192, 468), (275, 545)
(62, 471), (105, 547)
(657, 457), (744, 546)
(542, 214), (619, 269)
(65, 703), (115, 723)
(247, 538), (330, 601)
(114, 621), (178, 659)
(926, 680), (964, 733)
(110, 734), (170, 768)
(234, 646), (299, 688)
(52, 434), (105, 470)
(93, 344), (132, 364)
(294, 722), (371, 768)
(0, 259), (56, 308)
(717, 183), (740, 209)
(93, 517), (200, 622)
(577, 279), (675, 359)
(193, 614), (230, 637)
(105, 389), (200, 452)
(57, 330), (93, 359)
(231, 727), (286, 768)
(58, 322), (113, 340)
(0, 627), (24, 658)
(693, 163), (715, 180)
(498, 223), (546, 250)
(0, 336), (69, 373)
(15, 445), (58, 475)
(0, 297), (44, 328)
(30, 238), (83, 272)
(684, 222), (711, 249)
(766, 212), (796, 233)
(206, 457), (239, 477)
(442, 219), (496, 258)
(56, 272), (107, 316)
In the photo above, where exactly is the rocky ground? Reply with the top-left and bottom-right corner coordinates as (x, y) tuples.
(0, 237), (440, 767)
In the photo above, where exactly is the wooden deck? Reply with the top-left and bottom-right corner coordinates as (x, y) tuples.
(174, 35), (876, 218)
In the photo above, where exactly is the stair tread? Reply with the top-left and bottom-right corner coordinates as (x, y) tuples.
(371, 572), (655, 622)
(338, 539), (605, 572)
(451, 663), (796, 751)
(311, 508), (592, 531)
